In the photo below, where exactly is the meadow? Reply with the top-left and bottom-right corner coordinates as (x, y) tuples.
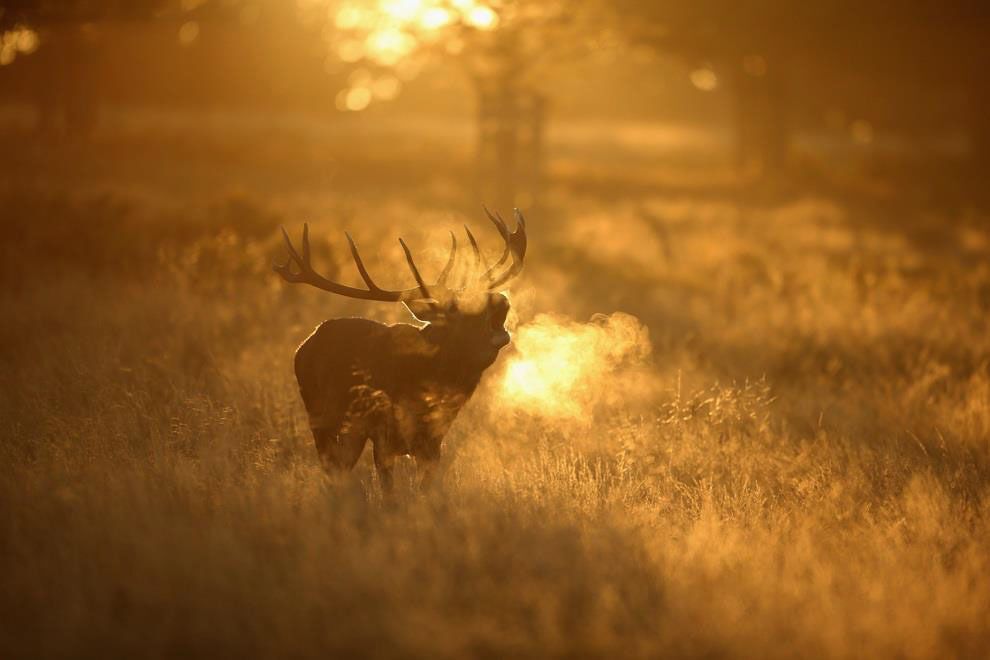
(1, 120), (989, 658)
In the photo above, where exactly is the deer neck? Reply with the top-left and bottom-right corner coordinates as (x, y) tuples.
(419, 324), (489, 391)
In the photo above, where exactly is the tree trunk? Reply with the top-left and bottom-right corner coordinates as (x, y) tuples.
(732, 57), (789, 174)
(32, 24), (100, 136)
(475, 74), (546, 211)
(970, 77), (990, 176)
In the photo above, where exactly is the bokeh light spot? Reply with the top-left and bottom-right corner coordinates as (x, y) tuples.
(343, 86), (372, 111)
(690, 67), (718, 91)
(743, 54), (767, 77)
(337, 39), (365, 62)
(851, 119), (874, 144)
(372, 76), (402, 100)
(1, 26), (40, 65)
(382, 0), (423, 22)
(335, 6), (367, 29)
(420, 7), (453, 30)
(466, 6), (499, 30)
(178, 21), (200, 46)
(366, 27), (416, 65)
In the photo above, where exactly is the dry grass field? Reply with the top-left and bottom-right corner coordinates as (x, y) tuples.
(1, 123), (989, 658)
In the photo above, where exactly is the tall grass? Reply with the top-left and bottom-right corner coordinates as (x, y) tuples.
(1, 149), (989, 658)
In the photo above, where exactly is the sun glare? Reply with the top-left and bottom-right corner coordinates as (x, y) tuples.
(465, 5), (498, 30)
(303, 0), (502, 111)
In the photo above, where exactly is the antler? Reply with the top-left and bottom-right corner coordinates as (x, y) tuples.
(274, 208), (526, 301)
(274, 223), (456, 302)
(478, 207), (527, 290)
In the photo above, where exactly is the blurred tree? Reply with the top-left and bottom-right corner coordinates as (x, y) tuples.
(609, 1), (796, 173)
(303, 0), (607, 209)
(0, 1), (172, 134)
(1, 0), (610, 205)
(0, 0), (315, 135)
(611, 0), (990, 174)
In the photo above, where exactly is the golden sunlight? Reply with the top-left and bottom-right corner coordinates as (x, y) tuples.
(306, 0), (502, 110)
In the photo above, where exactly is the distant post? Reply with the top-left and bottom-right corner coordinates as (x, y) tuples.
(476, 78), (546, 211)
(731, 55), (789, 175)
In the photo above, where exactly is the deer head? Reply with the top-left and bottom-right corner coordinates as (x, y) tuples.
(273, 208), (527, 368)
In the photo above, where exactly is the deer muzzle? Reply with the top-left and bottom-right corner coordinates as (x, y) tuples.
(491, 329), (511, 350)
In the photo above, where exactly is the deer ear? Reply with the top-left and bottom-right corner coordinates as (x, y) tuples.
(402, 300), (445, 324)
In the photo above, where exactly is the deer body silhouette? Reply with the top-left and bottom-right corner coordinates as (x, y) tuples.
(276, 209), (527, 492)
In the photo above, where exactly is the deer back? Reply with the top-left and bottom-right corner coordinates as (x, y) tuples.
(294, 317), (486, 434)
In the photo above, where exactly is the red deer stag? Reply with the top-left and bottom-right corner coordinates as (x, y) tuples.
(275, 209), (527, 493)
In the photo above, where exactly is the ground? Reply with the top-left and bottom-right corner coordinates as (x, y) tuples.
(1, 115), (988, 658)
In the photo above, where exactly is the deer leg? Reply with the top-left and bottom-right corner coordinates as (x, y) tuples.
(417, 458), (441, 493)
(313, 427), (366, 476)
(372, 443), (396, 496)
(414, 436), (444, 493)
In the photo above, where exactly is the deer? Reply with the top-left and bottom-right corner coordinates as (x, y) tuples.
(274, 208), (527, 494)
